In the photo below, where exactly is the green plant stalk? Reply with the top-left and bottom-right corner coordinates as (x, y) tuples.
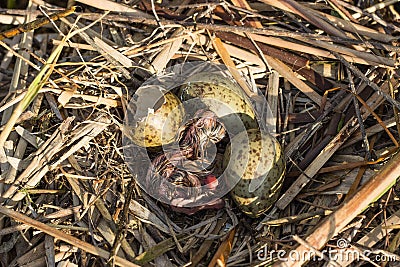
(0, 8), (110, 152)
(7, 0), (16, 9)
(134, 234), (188, 264)
(0, 36), (66, 150)
(0, 9), (109, 164)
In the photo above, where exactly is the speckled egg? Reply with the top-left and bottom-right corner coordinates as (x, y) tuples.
(183, 72), (246, 94)
(223, 129), (285, 217)
(128, 87), (184, 148)
(179, 73), (258, 134)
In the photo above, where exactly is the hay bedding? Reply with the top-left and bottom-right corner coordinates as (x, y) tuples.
(0, 0), (399, 266)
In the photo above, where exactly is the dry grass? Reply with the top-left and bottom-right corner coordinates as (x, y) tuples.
(0, 0), (400, 266)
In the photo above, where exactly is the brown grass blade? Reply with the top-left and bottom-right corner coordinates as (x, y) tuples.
(262, 54), (324, 107)
(276, 0), (348, 38)
(211, 36), (256, 97)
(231, 0), (263, 28)
(276, 78), (392, 210)
(207, 227), (236, 267)
(0, 205), (139, 267)
(274, 150), (400, 266)
(0, 7), (76, 41)
(75, 0), (152, 18)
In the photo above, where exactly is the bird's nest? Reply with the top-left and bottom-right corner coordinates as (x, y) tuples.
(0, 0), (400, 266)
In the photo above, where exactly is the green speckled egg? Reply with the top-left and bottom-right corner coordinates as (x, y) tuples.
(129, 87), (184, 148)
(223, 129), (285, 217)
(183, 73), (246, 94)
(179, 73), (258, 134)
